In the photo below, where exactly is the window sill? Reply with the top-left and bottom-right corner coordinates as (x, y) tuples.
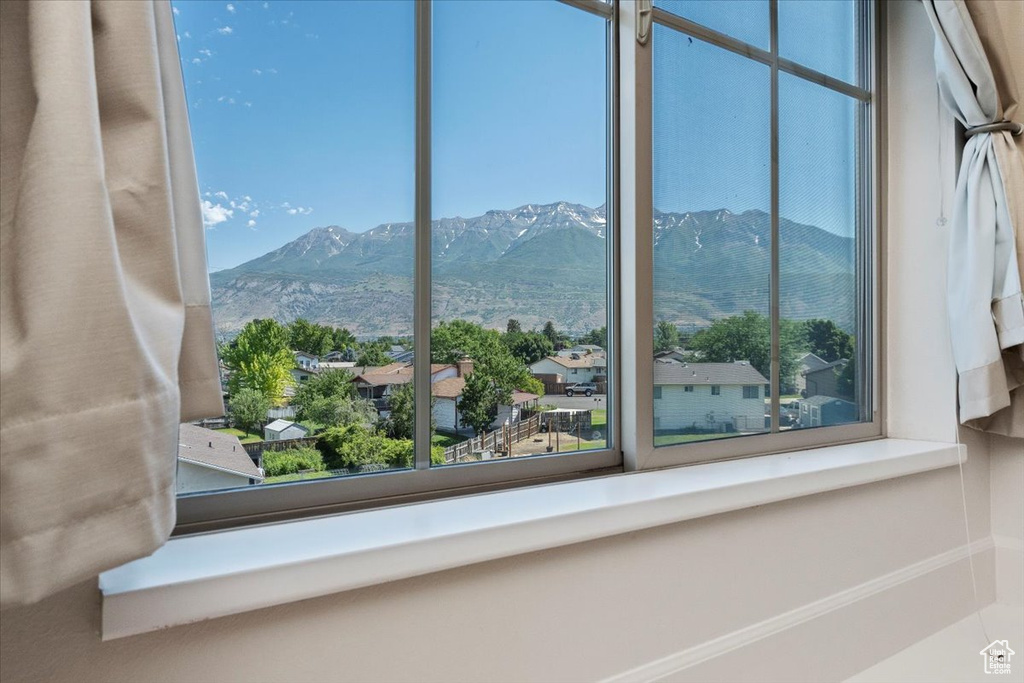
(99, 438), (964, 640)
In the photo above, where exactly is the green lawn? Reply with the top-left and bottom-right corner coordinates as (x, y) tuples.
(214, 427), (262, 444)
(591, 409), (607, 428)
(653, 433), (738, 446)
(262, 470), (336, 485)
(432, 433), (467, 448)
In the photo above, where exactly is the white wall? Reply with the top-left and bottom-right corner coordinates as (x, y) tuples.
(0, 4), (1012, 683)
(990, 434), (1024, 607)
(654, 384), (765, 433)
(433, 397), (458, 432)
(176, 461), (252, 495)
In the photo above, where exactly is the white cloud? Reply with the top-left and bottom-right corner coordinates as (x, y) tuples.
(191, 58), (202, 65)
(244, 101), (253, 108)
(243, 196), (252, 202)
(184, 31), (191, 39)
(226, 3), (236, 13)
(287, 206), (313, 216)
(252, 68), (262, 75)
(214, 190), (229, 200)
(201, 201), (233, 228)
(247, 219), (257, 228)
(281, 202), (291, 209)
(250, 209), (260, 218)
(172, 6), (180, 15)
(199, 48), (213, 57)
(216, 26), (233, 35)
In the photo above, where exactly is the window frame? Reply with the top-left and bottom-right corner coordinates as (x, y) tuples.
(175, 0), (621, 534)
(175, 0), (883, 534)
(618, 0), (883, 472)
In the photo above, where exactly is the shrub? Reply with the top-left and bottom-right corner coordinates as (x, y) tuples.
(262, 447), (325, 477)
(318, 425), (447, 470)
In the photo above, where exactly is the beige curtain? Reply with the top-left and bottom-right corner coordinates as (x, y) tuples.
(963, 0), (1024, 437)
(0, 0), (223, 606)
(922, 0), (1024, 437)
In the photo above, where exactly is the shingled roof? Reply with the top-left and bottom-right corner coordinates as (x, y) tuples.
(178, 424), (263, 480)
(653, 360), (768, 385)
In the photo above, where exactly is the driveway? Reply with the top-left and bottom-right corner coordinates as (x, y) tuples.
(542, 394), (607, 411)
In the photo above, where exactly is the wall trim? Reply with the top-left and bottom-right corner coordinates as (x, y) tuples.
(602, 536), (995, 683)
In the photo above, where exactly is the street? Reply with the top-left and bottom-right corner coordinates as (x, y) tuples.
(542, 394), (607, 411)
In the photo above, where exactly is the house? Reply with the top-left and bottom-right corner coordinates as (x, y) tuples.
(653, 360), (769, 434)
(293, 351), (319, 371)
(350, 362), (460, 410)
(803, 358), (850, 399)
(432, 357), (538, 433)
(176, 424), (263, 494)
(654, 347), (689, 363)
(263, 419), (310, 441)
(290, 365), (320, 383)
(386, 345), (415, 364)
(794, 352), (830, 394)
(798, 395), (858, 428)
(530, 353), (607, 384)
(558, 344), (606, 357)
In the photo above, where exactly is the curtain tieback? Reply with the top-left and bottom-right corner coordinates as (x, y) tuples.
(964, 120), (1023, 138)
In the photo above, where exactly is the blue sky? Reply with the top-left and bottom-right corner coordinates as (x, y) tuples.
(172, 0), (858, 272)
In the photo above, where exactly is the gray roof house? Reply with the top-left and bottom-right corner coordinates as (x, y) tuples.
(177, 424), (263, 494)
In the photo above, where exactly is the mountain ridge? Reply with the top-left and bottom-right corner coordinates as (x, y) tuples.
(210, 201), (855, 336)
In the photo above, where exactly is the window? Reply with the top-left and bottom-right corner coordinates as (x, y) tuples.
(171, 0), (878, 530)
(171, 0), (618, 529)
(642, 0), (877, 460)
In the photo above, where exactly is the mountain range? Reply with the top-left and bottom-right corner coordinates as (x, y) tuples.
(210, 201), (855, 337)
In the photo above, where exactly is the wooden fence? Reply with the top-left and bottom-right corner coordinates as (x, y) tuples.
(541, 381), (607, 396)
(442, 413), (542, 464)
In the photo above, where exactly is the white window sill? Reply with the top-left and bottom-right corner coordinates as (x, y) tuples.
(99, 438), (964, 640)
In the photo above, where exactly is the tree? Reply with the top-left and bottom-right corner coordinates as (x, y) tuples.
(331, 327), (358, 354)
(803, 319), (854, 363)
(506, 318), (522, 334)
(502, 330), (554, 366)
(291, 369), (372, 429)
(432, 320), (533, 396)
(355, 344), (391, 367)
(287, 318), (334, 357)
(222, 319), (295, 402)
(836, 357), (856, 401)
(541, 321), (568, 350)
(458, 372), (498, 436)
(577, 326), (607, 348)
(262, 447), (325, 477)
(382, 382), (435, 439)
(689, 311), (804, 392)
(654, 320), (680, 353)
(317, 425), (445, 470)
(228, 387), (271, 437)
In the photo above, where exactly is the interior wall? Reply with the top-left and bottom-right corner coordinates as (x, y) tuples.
(0, 2), (1006, 683)
(990, 433), (1024, 607)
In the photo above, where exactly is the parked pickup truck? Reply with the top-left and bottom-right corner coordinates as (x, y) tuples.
(564, 382), (597, 397)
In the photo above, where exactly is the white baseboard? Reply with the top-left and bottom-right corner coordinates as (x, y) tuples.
(602, 537), (996, 683)
(993, 535), (1024, 607)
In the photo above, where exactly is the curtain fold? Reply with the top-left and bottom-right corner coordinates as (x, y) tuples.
(922, 0), (1024, 437)
(0, 0), (223, 606)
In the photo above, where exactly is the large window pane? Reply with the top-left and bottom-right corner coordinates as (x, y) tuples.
(173, 0), (417, 493)
(779, 0), (859, 85)
(652, 25), (771, 446)
(431, 0), (609, 463)
(656, 0), (769, 51)
(779, 73), (864, 431)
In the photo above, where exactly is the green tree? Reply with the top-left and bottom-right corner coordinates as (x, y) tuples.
(541, 321), (568, 350)
(228, 387), (271, 437)
(654, 320), (680, 353)
(355, 344), (391, 367)
(432, 320), (533, 397)
(318, 425), (444, 470)
(689, 311), (803, 392)
(262, 447), (325, 477)
(383, 382), (435, 439)
(222, 319), (295, 402)
(577, 326), (607, 348)
(502, 330), (554, 366)
(803, 319), (854, 363)
(506, 318), (522, 334)
(458, 372), (498, 436)
(836, 357), (856, 401)
(287, 318), (334, 357)
(291, 369), (373, 429)
(331, 327), (358, 354)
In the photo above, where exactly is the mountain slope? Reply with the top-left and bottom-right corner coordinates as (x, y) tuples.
(211, 202), (855, 336)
